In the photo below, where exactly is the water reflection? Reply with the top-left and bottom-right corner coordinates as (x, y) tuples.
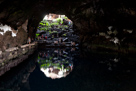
(1, 48), (136, 91)
(38, 47), (78, 79)
(99, 57), (120, 71)
(0, 53), (37, 91)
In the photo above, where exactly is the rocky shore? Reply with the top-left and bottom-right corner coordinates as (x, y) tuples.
(0, 42), (37, 76)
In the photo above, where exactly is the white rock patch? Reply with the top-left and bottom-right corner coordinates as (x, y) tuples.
(99, 32), (106, 36)
(110, 37), (120, 44)
(123, 29), (133, 33)
(0, 24), (18, 37)
(108, 26), (113, 30)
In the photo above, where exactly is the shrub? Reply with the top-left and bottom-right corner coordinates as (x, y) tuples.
(53, 31), (58, 33)
(63, 33), (66, 36)
(36, 33), (40, 38)
(64, 16), (68, 19)
(51, 22), (59, 26)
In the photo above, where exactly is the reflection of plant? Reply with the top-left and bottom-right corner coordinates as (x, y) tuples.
(49, 57), (53, 60)
(52, 31), (58, 33)
(64, 55), (67, 57)
(63, 33), (66, 36)
(38, 57), (72, 71)
(38, 55), (40, 59)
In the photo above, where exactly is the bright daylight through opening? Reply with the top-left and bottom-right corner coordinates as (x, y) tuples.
(35, 13), (79, 79)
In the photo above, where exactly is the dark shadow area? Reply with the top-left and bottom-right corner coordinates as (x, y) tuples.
(0, 52), (38, 91)
(1, 47), (136, 91)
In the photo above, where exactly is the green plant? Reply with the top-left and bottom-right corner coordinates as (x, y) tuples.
(49, 30), (52, 34)
(51, 22), (59, 26)
(36, 33), (40, 38)
(64, 16), (68, 19)
(63, 33), (66, 36)
(46, 22), (49, 26)
(39, 20), (51, 27)
(38, 55), (40, 59)
(56, 18), (62, 24)
(64, 25), (68, 28)
(53, 31), (58, 33)
(40, 22), (45, 26)
(61, 20), (63, 24)
(49, 57), (53, 60)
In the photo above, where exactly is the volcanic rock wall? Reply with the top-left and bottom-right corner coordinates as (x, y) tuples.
(1, 0), (136, 52)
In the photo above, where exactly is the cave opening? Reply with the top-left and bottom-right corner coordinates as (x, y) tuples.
(1, 0), (136, 90)
(35, 13), (79, 47)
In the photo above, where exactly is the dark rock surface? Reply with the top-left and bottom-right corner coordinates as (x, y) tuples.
(1, 0), (136, 52)
(0, 42), (37, 76)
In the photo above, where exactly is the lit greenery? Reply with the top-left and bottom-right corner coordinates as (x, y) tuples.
(52, 31), (58, 33)
(38, 18), (69, 32)
(39, 20), (51, 31)
(63, 33), (66, 36)
(38, 57), (72, 70)
(49, 30), (52, 34)
(36, 33), (40, 38)
(64, 16), (68, 19)
(51, 22), (59, 26)
(55, 18), (62, 24)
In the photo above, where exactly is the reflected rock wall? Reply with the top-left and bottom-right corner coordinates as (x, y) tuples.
(0, 53), (37, 91)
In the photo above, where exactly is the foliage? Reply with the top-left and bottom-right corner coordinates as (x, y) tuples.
(38, 57), (72, 71)
(63, 33), (66, 36)
(61, 20), (63, 24)
(49, 30), (53, 34)
(45, 21), (50, 27)
(40, 22), (45, 26)
(36, 33), (40, 38)
(49, 57), (53, 60)
(52, 31), (58, 33)
(51, 22), (59, 26)
(56, 18), (65, 24)
(38, 55), (40, 59)
(64, 16), (68, 19)
(38, 20), (51, 31)
(40, 27), (46, 31)
(64, 25), (68, 28)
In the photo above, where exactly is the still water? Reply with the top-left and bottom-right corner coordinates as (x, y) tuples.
(1, 47), (136, 91)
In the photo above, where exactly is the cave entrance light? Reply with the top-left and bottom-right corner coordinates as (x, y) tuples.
(35, 13), (79, 47)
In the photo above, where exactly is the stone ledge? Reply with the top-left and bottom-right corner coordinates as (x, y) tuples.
(0, 42), (37, 76)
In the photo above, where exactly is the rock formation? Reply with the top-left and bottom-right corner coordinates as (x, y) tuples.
(0, 0), (136, 52)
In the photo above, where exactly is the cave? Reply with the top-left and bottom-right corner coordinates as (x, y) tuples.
(1, 0), (136, 91)
(0, 0), (136, 52)
(36, 13), (79, 48)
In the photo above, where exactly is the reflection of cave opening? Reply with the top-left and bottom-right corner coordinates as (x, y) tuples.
(38, 47), (77, 79)
(35, 13), (79, 47)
